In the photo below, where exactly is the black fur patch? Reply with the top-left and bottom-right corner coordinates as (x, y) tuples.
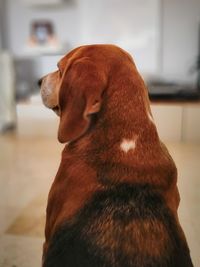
(43, 184), (193, 267)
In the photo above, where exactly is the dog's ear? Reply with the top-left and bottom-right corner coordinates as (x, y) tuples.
(58, 57), (106, 143)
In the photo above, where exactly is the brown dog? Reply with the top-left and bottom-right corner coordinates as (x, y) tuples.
(40, 44), (193, 267)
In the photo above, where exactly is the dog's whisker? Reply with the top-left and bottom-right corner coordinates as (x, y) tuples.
(148, 112), (155, 124)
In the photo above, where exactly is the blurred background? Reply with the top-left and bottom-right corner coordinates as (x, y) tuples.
(0, 0), (199, 266)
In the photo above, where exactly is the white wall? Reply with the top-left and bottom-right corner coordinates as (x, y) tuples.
(161, 0), (200, 84)
(78, 0), (161, 74)
(6, 0), (161, 75)
(4, 0), (200, 85)
(6, 0), (81, 55)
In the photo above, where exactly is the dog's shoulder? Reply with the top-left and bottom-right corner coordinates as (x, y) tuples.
(43, 184), (193, 267)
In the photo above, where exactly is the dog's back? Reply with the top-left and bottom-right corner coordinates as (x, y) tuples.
(44, 183), (193, 267)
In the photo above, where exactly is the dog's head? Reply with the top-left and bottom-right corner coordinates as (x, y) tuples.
(40, 44), (147, 144)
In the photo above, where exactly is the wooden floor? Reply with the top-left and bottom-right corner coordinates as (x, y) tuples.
(0, 102), (199, 267)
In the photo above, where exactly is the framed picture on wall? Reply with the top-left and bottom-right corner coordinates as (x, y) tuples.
(29, 20), (56, 46)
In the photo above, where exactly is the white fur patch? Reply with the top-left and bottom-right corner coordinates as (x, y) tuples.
(120, 138), (136, 153)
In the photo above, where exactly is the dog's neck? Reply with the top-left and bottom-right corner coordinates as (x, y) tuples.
(63, 85), (176, 190)
(60, 81), (179, 217)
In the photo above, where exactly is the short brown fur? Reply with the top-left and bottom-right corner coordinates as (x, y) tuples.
(40, 44), (193, 267)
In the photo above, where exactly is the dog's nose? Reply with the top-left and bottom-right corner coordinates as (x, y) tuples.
(37, 78), (43, 87)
